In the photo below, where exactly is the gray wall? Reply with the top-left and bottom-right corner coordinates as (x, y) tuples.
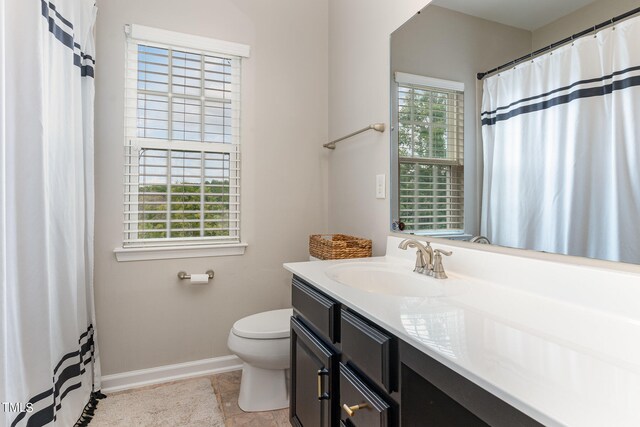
(390, 6), (532, 236)
(94, 0), (328, 375)
(327, 0), (427, 256)
(533, 0), (638, 50)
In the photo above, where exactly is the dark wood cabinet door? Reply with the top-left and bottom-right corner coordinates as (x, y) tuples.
(400, 341), (543, 427)
(291, 317), (338, 427)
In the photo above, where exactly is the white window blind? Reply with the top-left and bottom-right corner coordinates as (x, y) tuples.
(396, 75), (464, 233)
(124, 28), (244, 247)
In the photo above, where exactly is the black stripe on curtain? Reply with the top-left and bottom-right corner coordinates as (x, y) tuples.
(480, 64), (640, 118)
(40, 0), (95, 78)
(10, 325), (105, 427)
(481, 74), (640, 126)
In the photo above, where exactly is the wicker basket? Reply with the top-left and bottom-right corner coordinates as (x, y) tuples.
(309, 234), (372, 260)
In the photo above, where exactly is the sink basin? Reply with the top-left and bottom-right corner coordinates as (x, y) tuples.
(325, 262), (445, 297)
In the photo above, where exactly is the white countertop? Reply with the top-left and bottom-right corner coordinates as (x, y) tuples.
(284, 236), (640, 427)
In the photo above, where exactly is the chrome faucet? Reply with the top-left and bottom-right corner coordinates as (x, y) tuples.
(398, 239), (452, 279)
(470, 235), (491, 244)
(398, 239), (434, 275)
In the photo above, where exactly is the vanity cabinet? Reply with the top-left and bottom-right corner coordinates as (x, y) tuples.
(290, 275), (542, 427)
(291, 277), (398, 427)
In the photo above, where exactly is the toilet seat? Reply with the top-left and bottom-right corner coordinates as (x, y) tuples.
(231, 308), (293, 339)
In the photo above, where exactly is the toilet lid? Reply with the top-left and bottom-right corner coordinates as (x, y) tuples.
(232, 308), (293, 339)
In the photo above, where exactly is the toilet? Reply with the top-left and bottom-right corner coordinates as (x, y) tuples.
(227, 308), (293, 412)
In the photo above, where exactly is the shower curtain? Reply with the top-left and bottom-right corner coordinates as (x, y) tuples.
(1, 1), (102, 426)
(480, 15), (640, 263)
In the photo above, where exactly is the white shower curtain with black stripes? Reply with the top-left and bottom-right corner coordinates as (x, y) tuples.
(480, 15), (640, 264)
(1, 1), (101, 426)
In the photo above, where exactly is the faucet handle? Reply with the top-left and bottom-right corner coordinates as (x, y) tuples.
(413, 250), (426, 273)
(434, 249), (452, 257)
(432, 249), (452, 279)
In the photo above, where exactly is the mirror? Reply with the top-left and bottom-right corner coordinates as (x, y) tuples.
(390, 0), (640, 264)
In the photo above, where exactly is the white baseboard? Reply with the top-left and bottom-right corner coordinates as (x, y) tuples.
(101, 355), (243, 394)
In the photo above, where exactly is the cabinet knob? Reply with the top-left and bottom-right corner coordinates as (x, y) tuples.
(342, 403), (368, 417)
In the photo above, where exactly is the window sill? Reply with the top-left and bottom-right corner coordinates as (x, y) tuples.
(407, 232), (473, 241)
(438, 233), (474, 241)
(113, 242), (248, 262)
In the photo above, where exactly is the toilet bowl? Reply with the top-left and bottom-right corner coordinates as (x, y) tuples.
(227, 308), (293, 412)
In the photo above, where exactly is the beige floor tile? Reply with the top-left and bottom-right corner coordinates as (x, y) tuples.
(225, 412), (278, 427)
(271, 408), (291, 426)
(210, 373), (221, 392)
(210, 370), (290, 426)
(215, 370), (242, 394)
(220, 390), (245, 418)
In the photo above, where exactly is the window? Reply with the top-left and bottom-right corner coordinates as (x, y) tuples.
(393, 73), (464, 234)
(117, 25), (250, 260)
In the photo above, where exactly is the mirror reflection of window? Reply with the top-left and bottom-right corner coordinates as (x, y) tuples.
(394, 73), (464, 235)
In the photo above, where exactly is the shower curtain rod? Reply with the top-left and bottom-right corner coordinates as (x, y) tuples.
(477, 6), (640, 80)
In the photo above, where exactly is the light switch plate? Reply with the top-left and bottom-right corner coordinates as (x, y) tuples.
(376, 174), (386, 199)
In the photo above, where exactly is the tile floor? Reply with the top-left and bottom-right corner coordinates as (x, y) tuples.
(211, 370), (290, 427)
(100, 370), (289, 426)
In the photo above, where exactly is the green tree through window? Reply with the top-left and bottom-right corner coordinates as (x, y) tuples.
(123, 39), (241, 246)
(397, 82), (464, 233)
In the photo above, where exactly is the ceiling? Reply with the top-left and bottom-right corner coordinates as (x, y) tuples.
(430, 0), (598, 31)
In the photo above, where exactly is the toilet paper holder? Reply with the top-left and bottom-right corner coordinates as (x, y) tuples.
(177, 270), (215, 281)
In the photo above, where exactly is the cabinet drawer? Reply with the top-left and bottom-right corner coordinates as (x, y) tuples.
(339, 363), (392, 427)
(292, 276), (340, 343)
(341, 308), (396, 392)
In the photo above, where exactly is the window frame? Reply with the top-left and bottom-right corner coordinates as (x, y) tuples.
(114, 24), (250, 262)
(391, 72), (466, 237)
